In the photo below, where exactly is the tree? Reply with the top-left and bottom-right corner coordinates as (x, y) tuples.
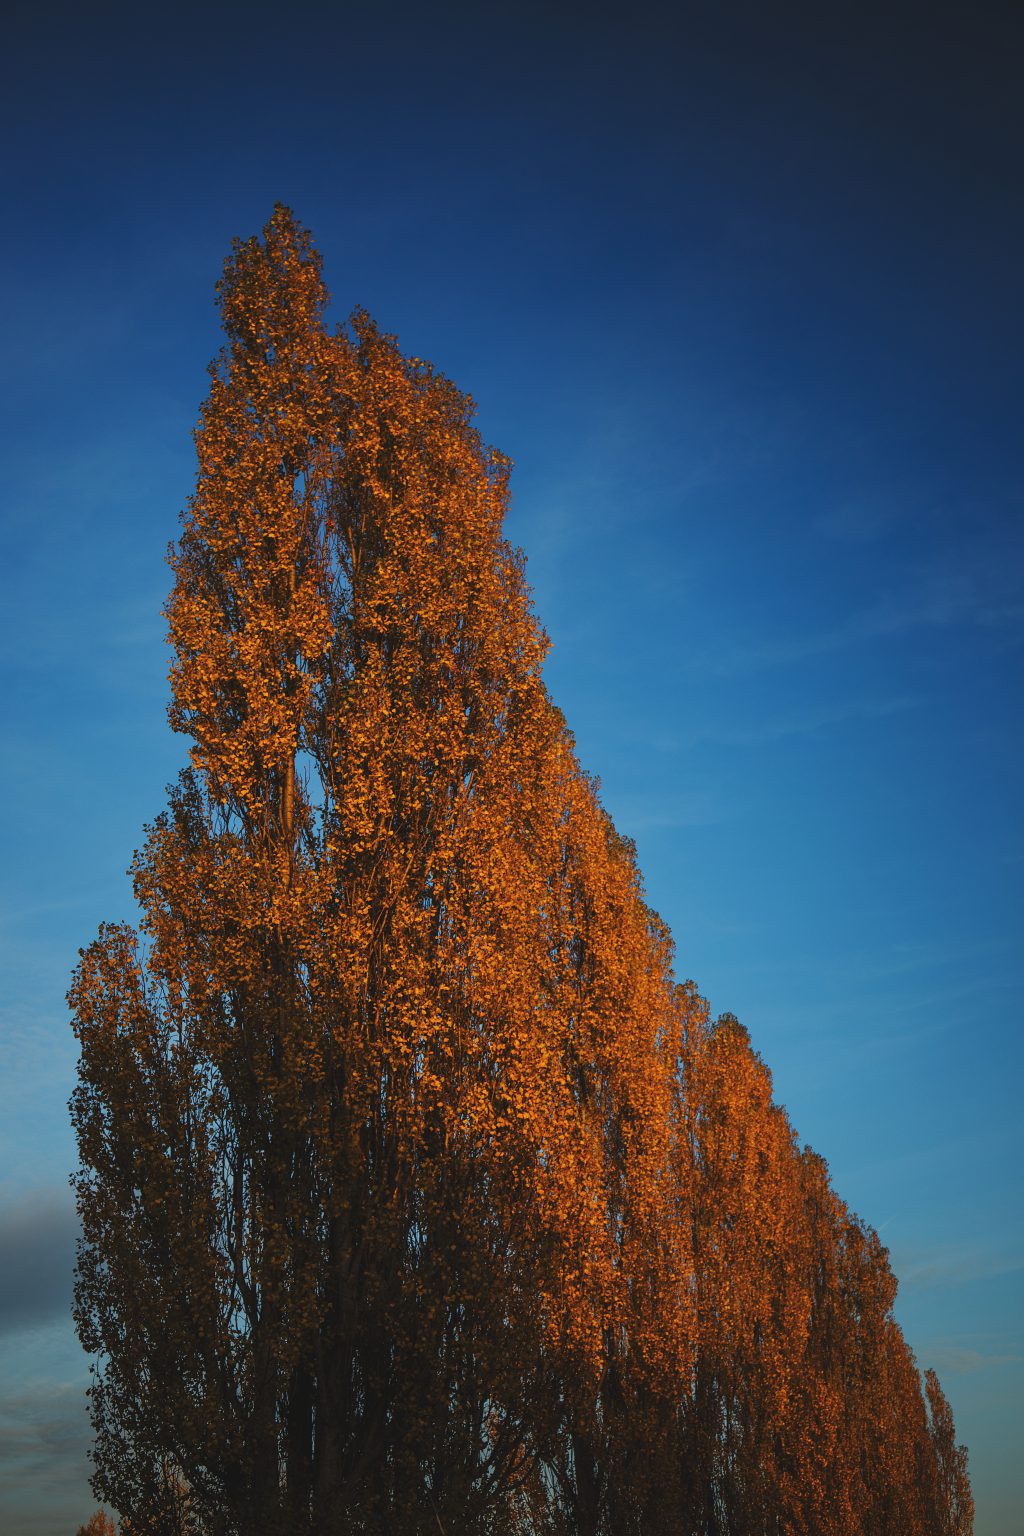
(76, 1515), (117, 1536)
(925, 1369), (974, 1536)
(71, 205), (973, 1536)
(669, 1006), (810, 1536)
(71, 205), (677, 1536)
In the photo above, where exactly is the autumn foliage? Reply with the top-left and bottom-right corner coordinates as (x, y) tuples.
(70, 207), (973, 1536)
(76, 1515), (117, 1536)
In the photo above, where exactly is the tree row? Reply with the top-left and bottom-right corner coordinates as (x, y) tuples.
(71, 207), (972, 1536)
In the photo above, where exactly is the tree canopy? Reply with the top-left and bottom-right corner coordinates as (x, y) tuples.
(70, 206), (973, 1536)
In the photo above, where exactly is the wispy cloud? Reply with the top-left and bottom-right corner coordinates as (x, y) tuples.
(699, 559), (1024, 676)
(0, 1378), (89, 1468)
(814, 495), (904, 544)
(597, 693), (922, 763)
(924, 1344), (1022, 1376)
(0, 1192), (78, 1339)
(0, 1376), (93, 1533)
(610, 786), (730, 832)
(892, 1246), (1024, 1295)
(685, 693), (919, 747)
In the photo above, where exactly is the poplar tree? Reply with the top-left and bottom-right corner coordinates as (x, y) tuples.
(925, 1370), (974, 1536)
(71, 206), (973, 1536)
(70, 206), (676, 1536)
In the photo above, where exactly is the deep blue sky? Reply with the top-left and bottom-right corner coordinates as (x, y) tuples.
(1, 3), (1021, 1531)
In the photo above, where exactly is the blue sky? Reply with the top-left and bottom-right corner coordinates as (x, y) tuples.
(1, 2), (1021, 1531)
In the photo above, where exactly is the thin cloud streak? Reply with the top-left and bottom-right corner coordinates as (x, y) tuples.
(685, 694), (919, 748)
(698, 564), (1024, 677)
(890, 1247), (1024, 1295)
(0, 1194), (78, 1339)
(925, 1345), (1022, 1377)
(0, 1378), (93, 1535)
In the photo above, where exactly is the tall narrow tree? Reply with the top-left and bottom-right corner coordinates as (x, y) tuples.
(925, 1369), (974, 1536)
(71, 206), (677, 1535)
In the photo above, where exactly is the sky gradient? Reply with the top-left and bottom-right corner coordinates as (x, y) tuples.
(1, 3), (1021, 1531)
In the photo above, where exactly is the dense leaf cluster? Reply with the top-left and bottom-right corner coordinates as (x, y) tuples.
(71, 209), (972, 1536)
